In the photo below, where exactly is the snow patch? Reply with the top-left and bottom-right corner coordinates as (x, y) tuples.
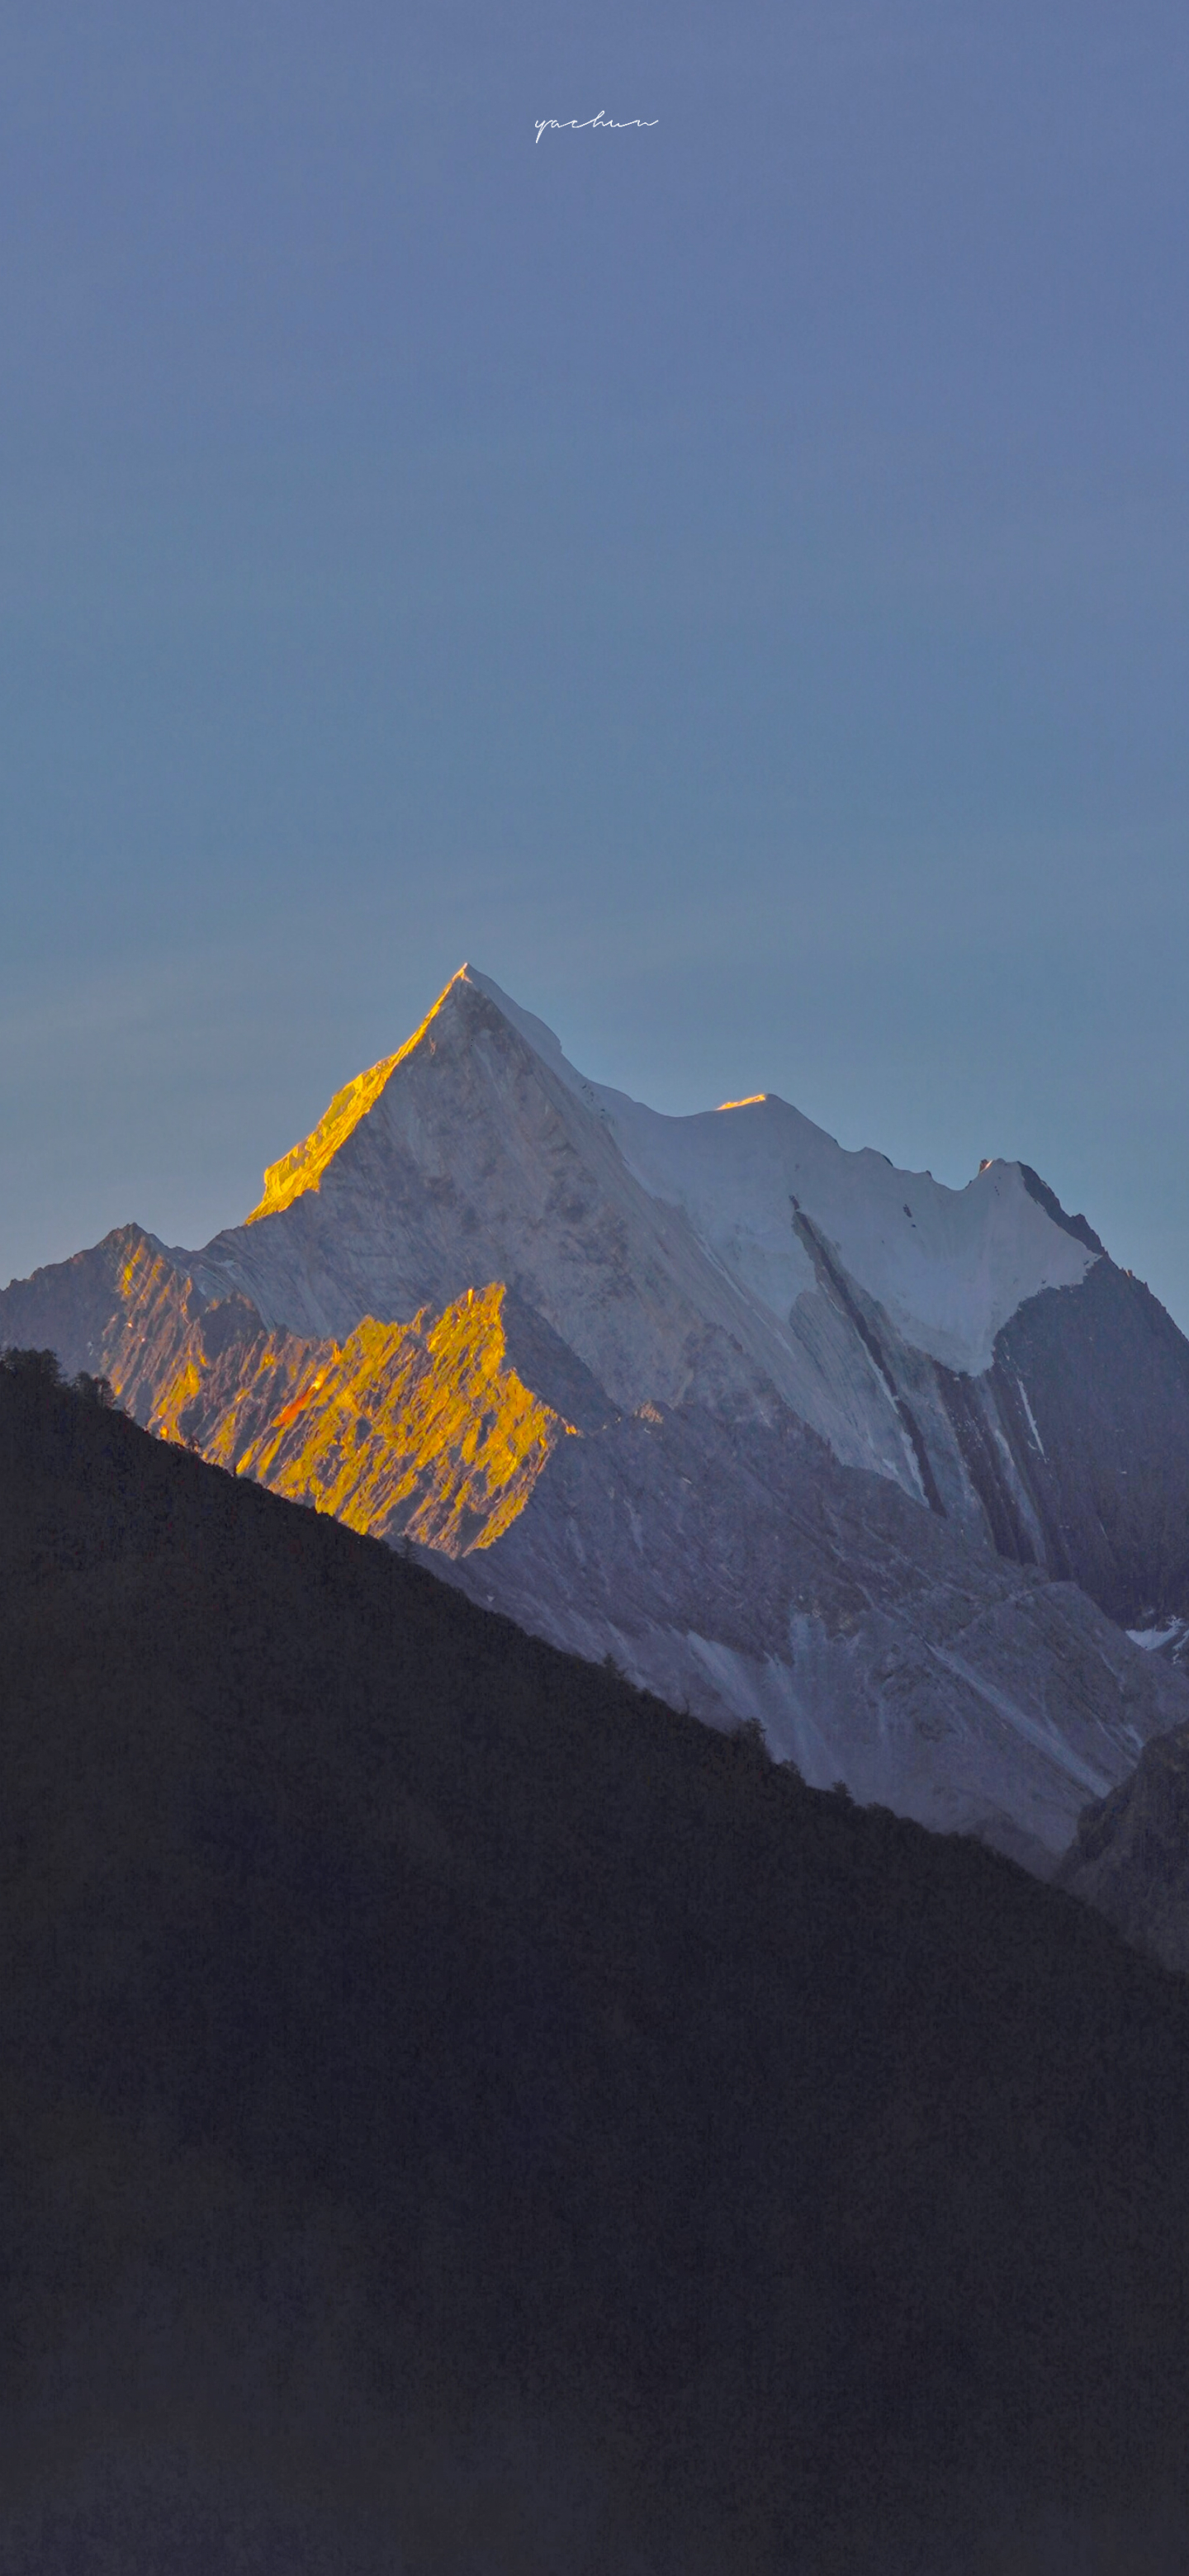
(1014, 1375), (1047, 1457)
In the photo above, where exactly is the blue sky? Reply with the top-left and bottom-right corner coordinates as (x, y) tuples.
(4, 1), (1189, 1319)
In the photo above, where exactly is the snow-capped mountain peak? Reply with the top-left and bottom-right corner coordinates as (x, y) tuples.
(239, 962), (1100, 1380)
(6, 960), (1187, 1859)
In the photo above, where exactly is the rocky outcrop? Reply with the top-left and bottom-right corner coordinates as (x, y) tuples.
(1057, 1725), (1189, 1969)
(988, 1257), (1189, 1622)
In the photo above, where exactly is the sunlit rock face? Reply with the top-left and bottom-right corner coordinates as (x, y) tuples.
(7, 962), (1189, 1855)
(0, 1235), (599, 1556)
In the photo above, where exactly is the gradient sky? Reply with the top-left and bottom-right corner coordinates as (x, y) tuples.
(4, 1), (1189, 1320)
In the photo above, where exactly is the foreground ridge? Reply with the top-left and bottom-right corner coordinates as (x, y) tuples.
(1, 1362), (1188, 2570)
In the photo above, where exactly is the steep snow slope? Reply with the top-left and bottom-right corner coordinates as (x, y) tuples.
(465, 968), (1097, 1375)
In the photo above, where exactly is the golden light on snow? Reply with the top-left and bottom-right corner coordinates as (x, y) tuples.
(246, 972), (468, 1225)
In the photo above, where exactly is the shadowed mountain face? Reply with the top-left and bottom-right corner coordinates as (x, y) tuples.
(3, 1367), (1189, 2573)
(6, 964), (1189, 1853)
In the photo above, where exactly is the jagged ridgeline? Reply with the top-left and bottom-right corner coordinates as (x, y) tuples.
(2, 1365), (1189, 2572)
(6, 964), (1189, 1861)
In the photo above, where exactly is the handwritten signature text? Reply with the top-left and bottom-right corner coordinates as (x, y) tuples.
(535, 111), (658, 144)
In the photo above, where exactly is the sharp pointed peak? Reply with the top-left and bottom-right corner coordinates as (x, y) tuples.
(244, 964), (579, 1229)
(442, 965), (582, 1091)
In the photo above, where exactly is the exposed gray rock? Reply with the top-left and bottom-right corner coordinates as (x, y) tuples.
(436, 1397), (1189, 1855)
(1057, 1726), (1189, 1969)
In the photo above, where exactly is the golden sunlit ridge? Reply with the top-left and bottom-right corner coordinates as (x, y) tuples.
(246, 969), (471, 1225)
(139, 1278), (574, 1556)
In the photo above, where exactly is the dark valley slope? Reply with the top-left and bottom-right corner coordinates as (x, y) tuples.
(2, 1364), (1189, 2571)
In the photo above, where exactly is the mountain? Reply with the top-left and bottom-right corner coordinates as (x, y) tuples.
(6, 963), (1189, 1858)
(3, 1360), (1189, 2573)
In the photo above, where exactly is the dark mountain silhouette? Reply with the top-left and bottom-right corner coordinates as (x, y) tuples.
(2, 1359), (1189, 2571)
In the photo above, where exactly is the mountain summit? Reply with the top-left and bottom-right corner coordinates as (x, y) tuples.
(207, 963), (1101, 1403)
(6, 964), (1189, 1855)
